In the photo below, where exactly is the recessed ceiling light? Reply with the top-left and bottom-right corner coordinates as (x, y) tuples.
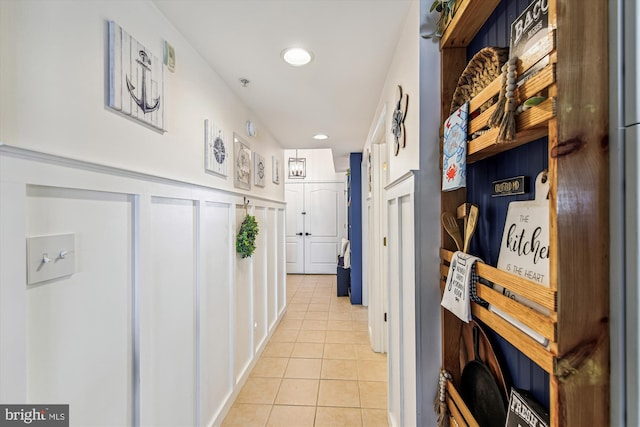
(313, 134), (329, 140)
(282, 47), (313, 66)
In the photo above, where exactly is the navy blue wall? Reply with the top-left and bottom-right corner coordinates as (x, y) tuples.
(464, 0), (550, 408)
(348, 153), (363, 304)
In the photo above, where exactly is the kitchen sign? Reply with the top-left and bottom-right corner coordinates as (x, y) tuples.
(497, 171), (550, 286)
(493, 171), (551, 324)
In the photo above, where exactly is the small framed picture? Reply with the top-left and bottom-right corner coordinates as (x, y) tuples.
(272, 156), (280, 184)
(204, 119), (228, 177)
(254, 152), (266, 187)
(233, 133), (251, 190)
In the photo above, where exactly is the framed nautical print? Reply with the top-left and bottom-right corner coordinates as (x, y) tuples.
(108, 21), (166, 132)
(204, 119), (228, 177)
(254, 152), (266, 187)
(233, 133), (251, 190)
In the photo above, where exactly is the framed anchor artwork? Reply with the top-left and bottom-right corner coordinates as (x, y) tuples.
(204, 119), (228, 177)
(108, 21), (166, 132)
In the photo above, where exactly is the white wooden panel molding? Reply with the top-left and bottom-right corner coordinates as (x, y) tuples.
(385, 171), (416, 427)
(253, 207), (268, 353)
(277, 209), (287, 316)
(267, 208), (278, 331)
(0, 147), (286, 427)
(0, 181), (27, 403)
(234, 205), (254, 384)
(25, 186), (134, 427)
(145, 197), (197, 427)
(200, 201), (234, 426)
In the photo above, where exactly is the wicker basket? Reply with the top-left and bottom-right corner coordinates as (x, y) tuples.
(449, 47), (508, 116)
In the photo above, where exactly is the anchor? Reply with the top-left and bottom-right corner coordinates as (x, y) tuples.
(126, 50), (160, 114)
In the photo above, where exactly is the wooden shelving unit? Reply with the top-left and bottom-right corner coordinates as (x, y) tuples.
(438, 1), (609, 426)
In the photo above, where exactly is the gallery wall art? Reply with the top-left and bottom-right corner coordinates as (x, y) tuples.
(108, 21), (166, 131)
(204, 119), (228, 177)
(234, 134), (251, 190)
(254, 152), (266, 187)
(272, 156), (280, 184)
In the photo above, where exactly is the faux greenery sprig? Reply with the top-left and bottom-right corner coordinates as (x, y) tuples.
(423, 0), (458, 40)
(236, 214), (259, 258)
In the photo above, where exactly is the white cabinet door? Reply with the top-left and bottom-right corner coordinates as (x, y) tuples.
(285, 182), (345, 274)
(303, 182), (345, 274)
(285, 184), (305, 273)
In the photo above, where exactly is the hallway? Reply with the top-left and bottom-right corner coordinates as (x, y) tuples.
(222, 275), (389, 427)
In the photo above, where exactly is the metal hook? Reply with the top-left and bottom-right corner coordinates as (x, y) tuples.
(243, 197), (249, 215)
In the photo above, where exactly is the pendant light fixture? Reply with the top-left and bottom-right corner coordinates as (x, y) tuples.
(288, 149), (306, 178)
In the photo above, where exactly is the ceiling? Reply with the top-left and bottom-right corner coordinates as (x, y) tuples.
(153, 0), (414, 169)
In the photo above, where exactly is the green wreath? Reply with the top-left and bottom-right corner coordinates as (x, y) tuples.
(236, 214), (259, 258)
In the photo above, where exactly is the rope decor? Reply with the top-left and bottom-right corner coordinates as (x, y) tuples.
(488, 56), (519, 143)
(434, 369), (453, 427)
(448, 47), (509, 117)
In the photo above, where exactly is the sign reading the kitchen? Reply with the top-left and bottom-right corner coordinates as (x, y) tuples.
(497, 171), (549, 286)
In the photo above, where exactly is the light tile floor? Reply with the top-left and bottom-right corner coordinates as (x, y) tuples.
(222, 274), (389, 427)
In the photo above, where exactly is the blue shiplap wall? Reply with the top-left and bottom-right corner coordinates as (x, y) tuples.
(464, 0), (550, 408)
(349, 153), (363, 304)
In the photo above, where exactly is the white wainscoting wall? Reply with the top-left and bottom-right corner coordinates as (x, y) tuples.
(385, 171), (417, 427)
(0, 146), (286, 427)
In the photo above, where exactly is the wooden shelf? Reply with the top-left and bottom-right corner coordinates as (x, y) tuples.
(440, 0), (502, 48)
(440, 249), (557, 373)
(446, 380), (480, 427)
(438, 0), (609, 425)
(464, 60), (557, 163)
(440, 249), (556, 311)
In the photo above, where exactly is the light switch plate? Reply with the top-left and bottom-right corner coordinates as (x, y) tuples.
(27, 233), (75, 285)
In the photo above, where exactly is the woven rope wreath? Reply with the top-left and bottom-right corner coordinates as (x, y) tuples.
(449, 47), (509, 116)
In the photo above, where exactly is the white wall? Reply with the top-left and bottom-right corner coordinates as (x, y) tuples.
(366, 0), (420, 185)
(0, 1), (288, 426)
(283, 148), (344, 183)
(0, 0), (284, 201)
(0, 148), (286, 427)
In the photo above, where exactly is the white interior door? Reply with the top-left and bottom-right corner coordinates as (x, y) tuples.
(285, 183), (304, 273)
(303, 182), (345, 274)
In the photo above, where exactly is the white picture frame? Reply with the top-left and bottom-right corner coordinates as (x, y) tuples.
(204, 119), (228, 177)
(254, 152), (266, 187)
(108, 21), (166, 132)
(272, 156), (280, 184)
(233, 134), (251, 190)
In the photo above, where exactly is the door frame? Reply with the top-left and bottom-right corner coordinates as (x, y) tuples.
(368, 104), (389, 353)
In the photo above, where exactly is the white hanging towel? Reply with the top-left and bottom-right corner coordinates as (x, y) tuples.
(343, 241), (351, 269)
(339, 238), (349, 257)
(440, 251), (486, 322)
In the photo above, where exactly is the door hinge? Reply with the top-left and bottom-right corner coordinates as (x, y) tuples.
(384, 312), (387, 322)
(383, 237), (387, 246)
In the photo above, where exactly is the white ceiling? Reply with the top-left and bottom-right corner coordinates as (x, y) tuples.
(153, 0), (414, 168)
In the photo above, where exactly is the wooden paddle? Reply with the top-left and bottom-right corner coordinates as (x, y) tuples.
(463, 204), (479, 253)
(442, 211), (463, 251)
